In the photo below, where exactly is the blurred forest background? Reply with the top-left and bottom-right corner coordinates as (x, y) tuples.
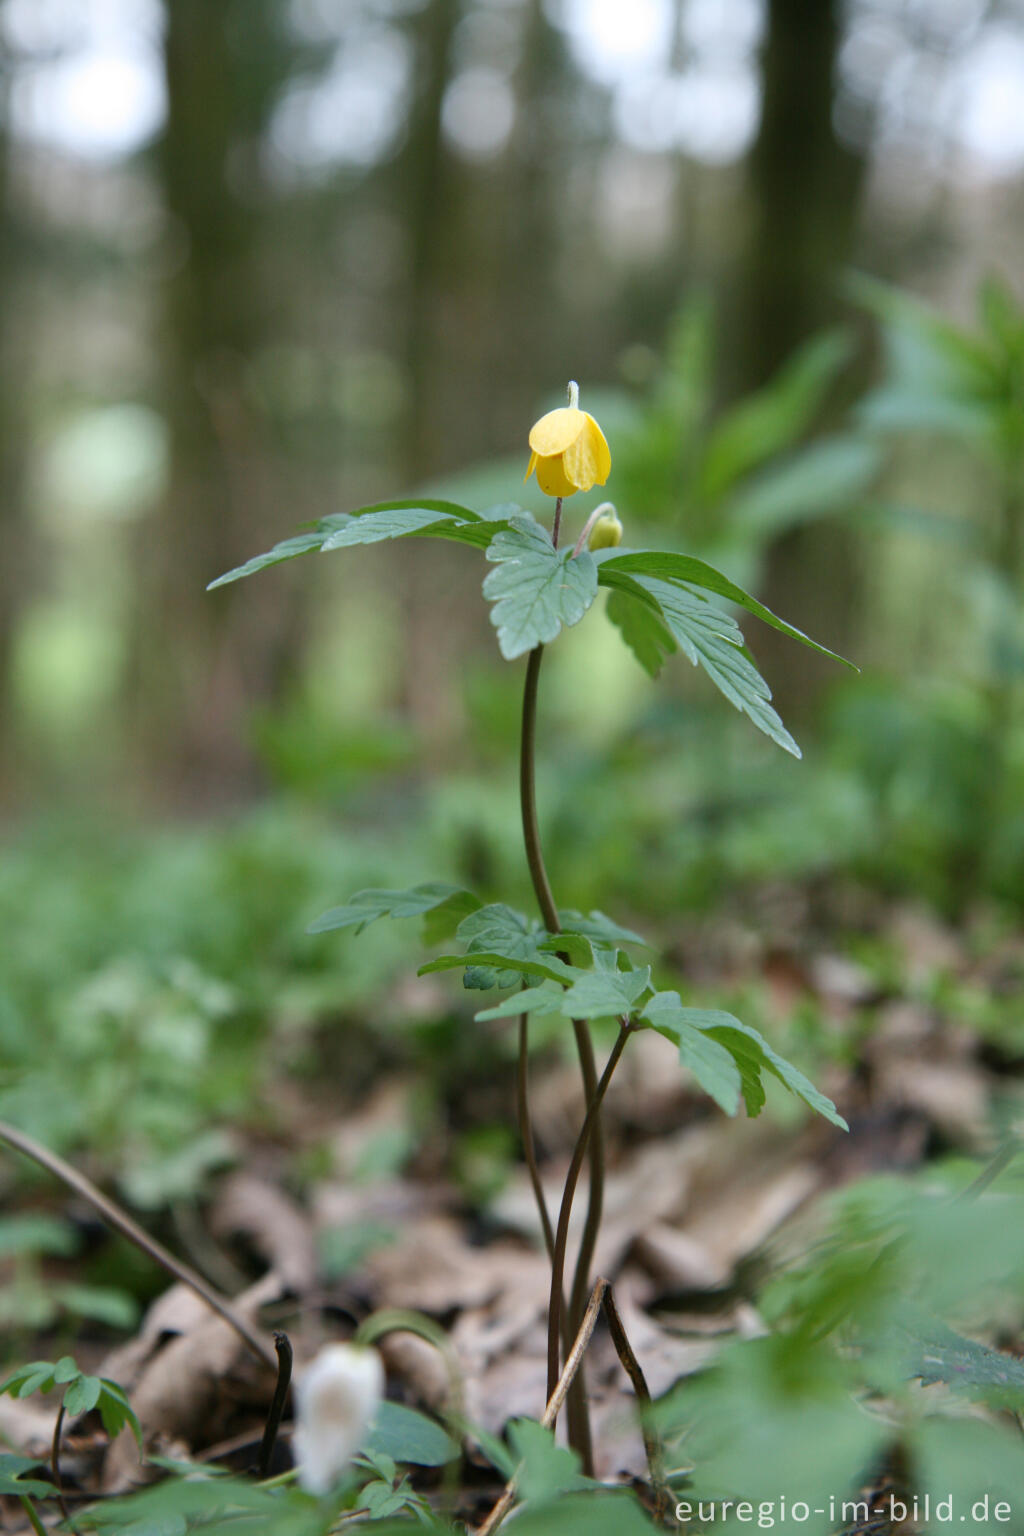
(3, 0), (1024, 1237)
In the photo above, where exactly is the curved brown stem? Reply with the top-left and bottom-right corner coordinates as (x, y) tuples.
(517, 1013), (555, 1262)
(0, 1119), (276, 1370)
(547, 1023), (632, 1408)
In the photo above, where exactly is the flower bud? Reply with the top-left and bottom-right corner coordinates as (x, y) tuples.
(293, 1343), (384, 1495)
(587, 507), (623, 551)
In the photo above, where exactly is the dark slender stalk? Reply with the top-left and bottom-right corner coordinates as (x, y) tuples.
(0, 1118), (276, 1371)
(517, 1013), (555, 1262)
(603, 1285), (667, 1514)
(547, 1023), (632, 1408)
(257, 1332), (293, 1479)
(519, 632), (603, 1467)
(52, 1400), (80, 1536)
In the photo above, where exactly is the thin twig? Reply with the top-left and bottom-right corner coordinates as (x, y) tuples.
(257, 1332), (293, 1479)
(0, 1118), (277, 1371)
(602, 1286), (668, 1516)
(52, 1400), (80, 1536)
(476, 1278), (609, 1536)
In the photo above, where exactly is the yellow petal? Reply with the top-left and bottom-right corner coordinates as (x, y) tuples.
(524, 450), (539, 483)
(535, 452), (578, 498)
(561, 413), (611, 492)
(528, 407), (587, 457)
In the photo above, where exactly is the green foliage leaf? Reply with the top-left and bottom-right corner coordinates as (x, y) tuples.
(597, 548), (852, 665)
(208, 498), (497, 590)
(307, 882), (480, 938)
(0, 1454), (53, 1499)
(364, 1401), (459, 1466)
(419, 951), (573, 987)
(638, 993), (743, 1115)
(641, 994), (846, 1129)
(0, 1361), (58, 1398)
(911, 1415), (1024, 1520)
(483, 515), (598, 660)
(63, 1371), (103, 1417)
(474, 981), (566, 1022)
(898, 1314), (1024, 1409)
(97, 1379), (144, 1450)
(319, 503), (480, 550)
(560, 964), (651, 1020)
(454, 903), (559, 989)
(557, 910), (647, 948)
(507, 1491), (659, 1535)
(604, 571), (801, 756)
(507, 1418), (592, 1504)
(605, 587), (676, 677)
(206, 529), (330, 590)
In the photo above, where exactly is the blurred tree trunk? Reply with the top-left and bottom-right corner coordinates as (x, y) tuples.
(0, 28), (28, 802)
(732, 0), (868, 714)
(134, 0), (301, 802)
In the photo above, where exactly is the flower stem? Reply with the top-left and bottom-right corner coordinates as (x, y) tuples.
(547, 1022), (633, 1407)
(518, 555), (605, 1467)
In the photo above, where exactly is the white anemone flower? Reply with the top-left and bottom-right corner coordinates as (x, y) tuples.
(293, 1343), (384, 1495)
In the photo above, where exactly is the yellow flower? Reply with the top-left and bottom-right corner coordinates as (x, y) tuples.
(525, 383), (611, 498)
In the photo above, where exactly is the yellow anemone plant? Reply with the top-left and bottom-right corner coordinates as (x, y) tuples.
(525, 380), (611, 498)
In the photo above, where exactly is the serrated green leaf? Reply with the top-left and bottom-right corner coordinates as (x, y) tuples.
(0, 1455), (53, 1499)
(640, 993), (744, 1115)
(456, 903), (548, 988)
(97, 1380), (144, 1450)
(597, 548), (852, 665)
(705, 1009), (847, 1128)
(509, 1492), (659, 1535)
(308, 882), (480, 937)
(606, 572), (801, 756)
(605, 587), (676, 677)
(364, 1400), (459, 1466)
(206, 530), (328, 590)
(558, 909), (648, 948)
(475, 981), (567, 1022)
(0, 1363), (56, 1399)
(507, 1418), (592, 1504)
(483, 515), (598, 660)
(320, 505), (472, 549)
(561, 965), (651, 1020)
(63, 1373), (102, 1417)
(419, 951), (572, 987)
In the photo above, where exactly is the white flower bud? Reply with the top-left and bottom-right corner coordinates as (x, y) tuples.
(293, 1343), (384, 1495)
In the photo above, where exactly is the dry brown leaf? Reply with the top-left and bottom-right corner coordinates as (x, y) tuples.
(101, 1271), (282, 1492)
(211, 1172), (316, 1292)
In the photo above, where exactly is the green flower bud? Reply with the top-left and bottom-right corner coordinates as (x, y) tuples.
(587, 508), (623, 551)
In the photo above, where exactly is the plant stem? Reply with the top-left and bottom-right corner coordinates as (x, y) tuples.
(18, 1499), (47, 1536)
(52, 1401), (80, 1536)
(547, 1022), (633, 1409)
(519, 632), (605, 1467)
(257, 1332), (293, 1479)
(517, 1013), (555, 1262)
(476, 1276), (609, 1536)
(0, 1118), (277, 1371)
